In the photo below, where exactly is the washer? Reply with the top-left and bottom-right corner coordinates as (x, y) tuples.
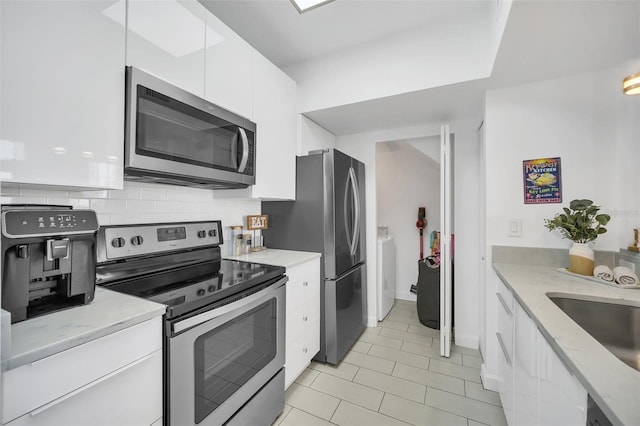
(376, 235), (396, 321)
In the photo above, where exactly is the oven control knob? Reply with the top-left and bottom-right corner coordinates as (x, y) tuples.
(208, 229), (217, 237)
(111, 237), (125, 248)
(131, 235), (144, 246)
(197, 230), (206, 238)
(197, 288), (206, 297)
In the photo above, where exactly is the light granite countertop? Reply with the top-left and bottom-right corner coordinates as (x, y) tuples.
(493, 263), (640, 426)
(225, 248), (321, 269)
(2, 287), (165, 371)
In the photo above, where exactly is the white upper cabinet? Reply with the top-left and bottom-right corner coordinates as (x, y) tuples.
(251, 52), (298, 200)
(204, 10), (253, 119)
(126, 0), (206, 97)
(0, 0), (125, 189)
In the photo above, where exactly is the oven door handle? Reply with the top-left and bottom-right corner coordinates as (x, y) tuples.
(172, 276), (287, 334)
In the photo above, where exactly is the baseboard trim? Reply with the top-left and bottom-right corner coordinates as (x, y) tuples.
(481, 363), (500, 392)
(366, 316), (378, 328)
(395, 292), (417, 302)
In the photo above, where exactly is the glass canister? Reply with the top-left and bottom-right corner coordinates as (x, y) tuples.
(229, 225), (243, 256)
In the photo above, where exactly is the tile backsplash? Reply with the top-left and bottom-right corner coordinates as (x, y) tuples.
(0, 182), (261, 255)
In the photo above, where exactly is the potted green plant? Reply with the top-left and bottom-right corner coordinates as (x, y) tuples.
(544, 199), (611, 276)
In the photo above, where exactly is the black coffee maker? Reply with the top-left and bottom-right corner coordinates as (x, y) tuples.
(1, 205), (99, 323)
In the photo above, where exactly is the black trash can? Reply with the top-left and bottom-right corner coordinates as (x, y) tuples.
(415, 258), (454, 330)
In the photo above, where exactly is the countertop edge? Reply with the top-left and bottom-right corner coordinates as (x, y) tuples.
(224, 249), (322, 269)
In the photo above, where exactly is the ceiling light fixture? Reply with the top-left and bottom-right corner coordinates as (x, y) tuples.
(623, 71), (640, 95)
(290, 0), (335, 14)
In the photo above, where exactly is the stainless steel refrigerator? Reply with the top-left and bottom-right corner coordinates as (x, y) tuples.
(262, 149), (367, 364)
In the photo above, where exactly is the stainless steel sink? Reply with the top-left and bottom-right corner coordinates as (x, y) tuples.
(548, 296), (640, 371)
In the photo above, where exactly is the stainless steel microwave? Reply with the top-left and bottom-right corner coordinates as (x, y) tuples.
(125, 66), (256, 189)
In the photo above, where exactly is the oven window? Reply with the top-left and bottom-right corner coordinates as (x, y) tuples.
(136, 85), (248, 172)
(194, 299), (277, 424)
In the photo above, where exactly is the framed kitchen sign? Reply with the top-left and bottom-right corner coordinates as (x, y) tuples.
(246, 215), (268, 252)
(523, 157), (562, 204)
(247, 215), (269, 230)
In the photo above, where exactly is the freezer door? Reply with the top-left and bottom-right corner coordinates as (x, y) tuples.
(324, 263), (367, 364)
(328, 150), (366, 278)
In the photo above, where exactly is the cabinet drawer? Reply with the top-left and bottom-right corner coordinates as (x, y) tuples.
(6, 349), (162, 426)
(287, 260), (320, 302)
(496, 281), (514, 359)
(497, 279), (514, 313)
(2, 317), (162, 423)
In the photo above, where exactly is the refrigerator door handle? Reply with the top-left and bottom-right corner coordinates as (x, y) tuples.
(350, 167), (360, 257)
(344, 169), (354, 255)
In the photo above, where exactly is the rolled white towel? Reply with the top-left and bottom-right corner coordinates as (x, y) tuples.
(593, 265), (614, 282)
(613, 266), (639, 286)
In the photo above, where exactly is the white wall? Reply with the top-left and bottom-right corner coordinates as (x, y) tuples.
(337, 118), (481, 348)
(286, 10), (493, 113)
(0, 182), (261, 256)
(376, 141), (440, 301)
(299, 115), (336, 155)
(481, 63), (639, 389)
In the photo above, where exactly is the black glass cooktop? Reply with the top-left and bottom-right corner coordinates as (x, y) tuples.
(102, 259), (285, 319)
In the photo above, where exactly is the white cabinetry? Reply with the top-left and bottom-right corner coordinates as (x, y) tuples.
(285, 258), (321, 389)
(126, 0), (206, 97)
(250, 52), (298, 200)
(513, 301), (540, 426)
(496, 281), (587, 426)
(2, 318), (162, 426)
(496, 279), (514, 426)
(204, 10), (253, 119)
(0, 0), (125, 189)
(538, 332), (588, 426)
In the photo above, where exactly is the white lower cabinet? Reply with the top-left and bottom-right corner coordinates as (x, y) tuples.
(2, 318), (162, 426)
(496, 280), (514, 426)
(285, 258), (321, 389)
(514, 301), (540, 426)
(538, 334), (588, 426)
(497, 281), (587, 426)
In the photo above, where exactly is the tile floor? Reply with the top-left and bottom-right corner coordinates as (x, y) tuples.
(273, 300), (507, 426)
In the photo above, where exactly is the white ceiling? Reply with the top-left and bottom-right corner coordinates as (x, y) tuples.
(200, 0), (640, 136)
(200, 0), (489, 69)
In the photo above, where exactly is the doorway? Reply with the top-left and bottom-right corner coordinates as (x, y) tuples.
(375, 137), (441, 302)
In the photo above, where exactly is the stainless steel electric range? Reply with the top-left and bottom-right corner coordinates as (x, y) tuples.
(95, 220), (286, 426)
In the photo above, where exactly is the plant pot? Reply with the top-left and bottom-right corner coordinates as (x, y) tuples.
(568, 242), (594, 276)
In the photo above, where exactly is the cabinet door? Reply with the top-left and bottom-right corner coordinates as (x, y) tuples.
(204, 10), (253, 119)
(539, 335), (588, 426)
(126, 0), (205, 97)
(251, 52), (298, 200)
(284, 258), (320, 388)
(514, 302), (539, 426)
(2, 318), (162, 423)
(6, 350), (162, 426)
(0, 0), (124, 189)
(497, 332), (514, 426)
(496, 282), (514, 425)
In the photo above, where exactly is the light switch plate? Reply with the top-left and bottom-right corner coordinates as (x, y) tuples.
(508, 219), (522, 237)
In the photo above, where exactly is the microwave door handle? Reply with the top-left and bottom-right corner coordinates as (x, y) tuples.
(231, 131), (239, 169)
(237, 128), (249, 173)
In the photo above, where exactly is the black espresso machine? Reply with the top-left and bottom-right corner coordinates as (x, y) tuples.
(1, 205), (99, 323)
